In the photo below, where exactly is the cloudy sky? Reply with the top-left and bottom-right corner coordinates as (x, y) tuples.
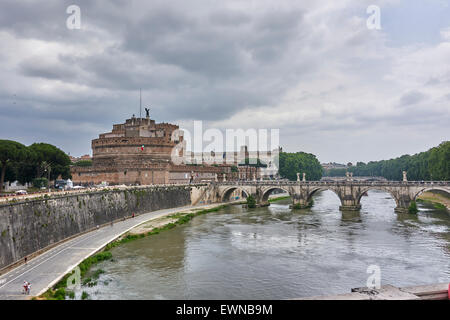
(0, 0), (449, 163)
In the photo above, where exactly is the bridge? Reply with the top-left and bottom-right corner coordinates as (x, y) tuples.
(213, 179), (449, 213)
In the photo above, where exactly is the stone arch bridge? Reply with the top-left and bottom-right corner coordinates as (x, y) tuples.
(213, 181), (450, 213)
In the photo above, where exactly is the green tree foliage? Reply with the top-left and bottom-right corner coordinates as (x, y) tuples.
(0, 140), (72, 189)
(278, 152), (322, 181)
(15, 163), (36, 185)
(323, 141), (449, 181)
(408, 201), (418, 214)
(32, 177), (48, 188)
(0, 140), (28, 192)
(73, 160), (92, 167)
(246, 195), (256, 208)
(239, 158), (267, 167)
(28, 143), (72, 180)
(0, 163), (17, 187)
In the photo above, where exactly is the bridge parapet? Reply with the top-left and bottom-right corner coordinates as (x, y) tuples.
(214, 180), (449, 213)
(216, 180), (449, 186)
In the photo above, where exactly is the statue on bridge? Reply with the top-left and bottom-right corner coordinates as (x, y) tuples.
(216, 171), (448, 214)
(346, 171), (353, 181)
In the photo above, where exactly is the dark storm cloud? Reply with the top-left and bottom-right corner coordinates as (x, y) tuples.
(0, 0), (448, 161)
(121, 8), (304, 76)
(246, 10), (304, 62)
(1, 1), (307, 120)
(399, 90), (427, 106)
(19, 56), (75, 81)
(0, 1), (63, 37)
(209, 10), (251, 26)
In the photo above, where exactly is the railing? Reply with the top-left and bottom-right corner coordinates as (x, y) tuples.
(0, 183), (207, 203)
(215, 180), (450, 187)
(1, 180), (448, 203)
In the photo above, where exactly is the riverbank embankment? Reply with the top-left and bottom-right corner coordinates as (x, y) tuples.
(296, 283), (449, 300)
(0, 185), (200, 272)
(38, 202), (230, 300)
(417, 191), (450, 211)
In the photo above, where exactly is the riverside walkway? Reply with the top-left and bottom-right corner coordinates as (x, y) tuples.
(0, 203), (213, 300)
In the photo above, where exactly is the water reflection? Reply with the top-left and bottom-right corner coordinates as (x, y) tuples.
(79, 190), (449, 300)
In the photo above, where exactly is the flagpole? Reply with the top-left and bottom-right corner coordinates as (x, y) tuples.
(139, 88), (142, 119)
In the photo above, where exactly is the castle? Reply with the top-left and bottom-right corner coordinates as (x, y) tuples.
(71, 114), (279, 186)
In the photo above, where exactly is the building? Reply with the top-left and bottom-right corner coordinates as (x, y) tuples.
(321, 162), (348, 170)
(71, 115), (225, 185)
(1, 181), (31, 192)
(185, 146), (281, 180)
(70, 154), (92, 163)
(71, 114), (280, 186)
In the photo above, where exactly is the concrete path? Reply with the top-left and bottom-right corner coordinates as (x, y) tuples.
(0, 203), (214, 300)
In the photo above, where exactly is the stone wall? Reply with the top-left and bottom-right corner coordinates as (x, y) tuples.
(0, 185), (192, 269)
(71, 166), (169, 185)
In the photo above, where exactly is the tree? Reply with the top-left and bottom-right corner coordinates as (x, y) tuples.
(239, 158), (267, 167)
(246, 195), (256, 208)
(28, 143), (72, 180)
(0, 163), (17, 186)
(32, 177), (48, 188)
(0, 140), (28, 192)
(73, 160), (92, 167)
(278, 151), (322, 181)
(322, 141), (449, 181)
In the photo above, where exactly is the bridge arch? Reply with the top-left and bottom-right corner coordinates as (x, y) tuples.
(413, 187), (450, 201)
(260, 186), (291, 203)
(221, 187), (250, 202)
(357, 187), (399, 207)
(307, 187), (341, 204)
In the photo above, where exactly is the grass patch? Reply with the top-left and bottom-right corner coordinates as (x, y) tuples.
(53, 288), (66, 300)
(105, 205), (228, 251)
(41, 251), (112, 300)
(268, 196), (290, 203)
(40, 204), (227, 300)
(417, 198), (447, 210)
(92, 269), (105, 279)
(292, 203), (302, 210)
(408, 201), (418, 214)
(433, 202), (446, 210)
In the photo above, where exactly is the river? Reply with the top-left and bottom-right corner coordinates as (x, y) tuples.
(75, 190), (450, 299)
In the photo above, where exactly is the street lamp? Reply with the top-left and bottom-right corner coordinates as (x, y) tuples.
(42, 161), (52, 192)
